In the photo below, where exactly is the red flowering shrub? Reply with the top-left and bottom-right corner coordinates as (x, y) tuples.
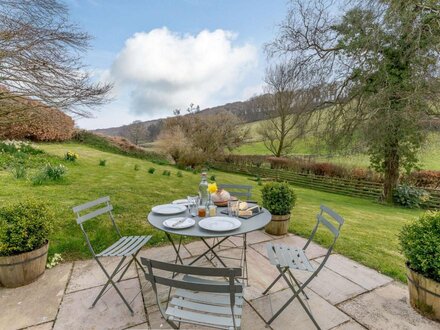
(407, 170), (440, 189)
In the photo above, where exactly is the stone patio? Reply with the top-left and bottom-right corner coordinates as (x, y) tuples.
(1, 232), (438, 330)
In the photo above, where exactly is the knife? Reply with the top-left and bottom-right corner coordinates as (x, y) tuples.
(171, 218), (187, 228)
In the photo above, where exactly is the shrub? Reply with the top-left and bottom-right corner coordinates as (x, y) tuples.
(148, 167), (156, 174)
(134, 164), (140, 171)
(162, 170), (171, 176)
(261, 182), (297, 215)
(99, 159), (107, 166)
(0, 105), (74, 141)
(177, 171), (183, 177)
(407, 170), (440, 189)
(393, 184), (430, 208)
(64, 151), (78, 162)
(210, 175), (216, 181)
(0, 199), (54, 256)
(399, 212), (440, 282)
(32, 164), (67, 185)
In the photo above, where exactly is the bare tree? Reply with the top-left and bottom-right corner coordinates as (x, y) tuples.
(256, 62), (315, 157)
(0, 0), (112, 120)
(127, 120), (147, 145)
(158, 110), (249, 165)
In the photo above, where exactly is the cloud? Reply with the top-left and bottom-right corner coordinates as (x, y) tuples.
(110, 27), (258, 116)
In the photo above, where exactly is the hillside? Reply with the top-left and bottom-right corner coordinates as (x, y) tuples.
(92, 96), (268, 141)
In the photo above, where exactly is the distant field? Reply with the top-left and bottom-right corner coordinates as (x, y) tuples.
(234, 129), (440, 170)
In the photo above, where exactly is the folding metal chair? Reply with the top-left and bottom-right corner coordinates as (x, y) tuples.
(141, 257), (243, 329)
(262, 205), (344, 329)
(73, 196), (151, 314)
(215, 184), (253, 284)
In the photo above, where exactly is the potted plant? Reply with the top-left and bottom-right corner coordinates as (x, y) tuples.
(399, 211), (440, 321)
(261, 182), (296, 235)
(0, 199), (54, 288)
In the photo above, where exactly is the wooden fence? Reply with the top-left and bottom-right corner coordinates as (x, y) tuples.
(212, 162), (440, 210)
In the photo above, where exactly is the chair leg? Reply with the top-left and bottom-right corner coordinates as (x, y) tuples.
(92, 256), (134, 315)
(262, 267), (288, 295)
(117, 257), (134, 282)
(288, 269), (309, 300)
(267, 267), (320, 329)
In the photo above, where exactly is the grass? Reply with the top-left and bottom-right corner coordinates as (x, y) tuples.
(0, 142), (423, 282)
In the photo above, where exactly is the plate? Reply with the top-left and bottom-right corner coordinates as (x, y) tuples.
(198, 216), (241, 232)
(172, 199), (190, 206)
(152, 204), (187, 215)
(163, 217), (195, 229)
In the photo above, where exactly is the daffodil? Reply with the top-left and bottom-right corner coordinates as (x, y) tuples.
(207, 182), (218, 194)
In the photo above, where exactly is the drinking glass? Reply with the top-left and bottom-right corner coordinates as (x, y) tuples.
(187, 196), (199, 217)
(209, 205), (217, 217)
(228, 200), (239, 217)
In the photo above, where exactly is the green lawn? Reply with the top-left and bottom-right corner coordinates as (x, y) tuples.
(0, 143), (423, 282)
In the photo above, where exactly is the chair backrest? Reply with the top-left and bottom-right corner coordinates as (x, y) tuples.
(304, 205), (344, 253)
(72, 196), (121, 256)
(141, 257), (242, 328)
(218, 184), (252, 200)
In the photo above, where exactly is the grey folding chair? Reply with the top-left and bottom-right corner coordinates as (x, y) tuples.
(215, 184), (253, 285)
(73, 196), (152, 314)
(141, 257), (243, 329)
(218, 184), (253, 201)
(263, 205), (344, 329)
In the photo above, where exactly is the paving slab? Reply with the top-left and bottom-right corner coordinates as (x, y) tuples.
(251, 234), (327, 261)
(0, 263), (71, 330)
(67, 257), (138, 293)
(330, 320), (367, 329)
(26, 321), (54, 330)
(316, 254), (393, 291)
(217, 247), (289, 301)
(137, 244), (190, 263)
(252, 287), (351, 330)
(54, 278), (146, 330)
(228, 230), (274, 246)
(290, 260), (366, 305)
(338, 282), (440, 330)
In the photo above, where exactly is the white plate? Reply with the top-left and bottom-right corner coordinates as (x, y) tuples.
(172, 199), (190, 206)
(152, 204), (187, 215)
(163, 217), (195, 229)
(198, 216), (241, 232)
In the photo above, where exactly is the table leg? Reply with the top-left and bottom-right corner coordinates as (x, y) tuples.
(188, 236), (229, 266)
(165, 232), (184, 265)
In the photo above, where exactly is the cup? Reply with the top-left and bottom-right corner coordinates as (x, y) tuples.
(198, 205), (206, 217)
(228, 200), (239, 217)
(209, 205), (217, 217)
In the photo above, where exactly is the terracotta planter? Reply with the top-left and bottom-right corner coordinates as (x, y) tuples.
(406, 264), (440, 321)
(0, 242), (49, 288)
(265, 214), (290, 236)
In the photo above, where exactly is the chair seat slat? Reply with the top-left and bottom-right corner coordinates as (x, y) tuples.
(98, 236), (131, 256)
(175, 289), (244, 305)
(170, 297), (242, 315)
(166, 306), (241, 328)
(107, 236), (142, 256)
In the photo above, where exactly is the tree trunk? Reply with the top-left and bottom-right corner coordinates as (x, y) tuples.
(383, 146), (400, 203)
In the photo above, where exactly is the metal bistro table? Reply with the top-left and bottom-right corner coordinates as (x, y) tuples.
(147, 205), (271, 284)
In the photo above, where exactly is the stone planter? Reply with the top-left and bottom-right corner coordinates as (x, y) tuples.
(0, 242), (49, 288)
(406, 264), (440, 321)
(265, 214), (290, 236)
